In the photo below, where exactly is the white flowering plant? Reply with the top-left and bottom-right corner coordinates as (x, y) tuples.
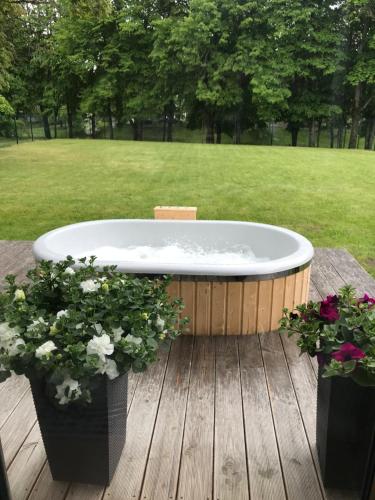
(0, 257), (186, 405)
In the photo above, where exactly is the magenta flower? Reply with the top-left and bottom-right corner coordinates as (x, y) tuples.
(358, 293), (375, 306)
(331, 342), (366, 362)
(319, 295), (340, 322)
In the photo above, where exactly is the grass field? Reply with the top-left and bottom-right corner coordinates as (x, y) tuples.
(0, 139), (374, 277)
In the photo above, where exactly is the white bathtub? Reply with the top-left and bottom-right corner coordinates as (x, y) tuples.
(33, 219), (313, 278)
(33, 219), (313, 335)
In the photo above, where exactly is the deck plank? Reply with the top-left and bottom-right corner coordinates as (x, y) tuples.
(238, 335), (286, 499)
(103, 347), (170, 499)
(260, 332), (324, 500)
(140, 336), (194, 500)
(214, 337), (249, 500)
(177, 337), (215, 500)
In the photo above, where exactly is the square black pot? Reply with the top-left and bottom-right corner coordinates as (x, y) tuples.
(29, 373), (128, 486)
(316, 371), (375, 492)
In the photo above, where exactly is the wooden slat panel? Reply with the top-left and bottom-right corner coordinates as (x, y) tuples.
(154, 206), (197, 220)
(311, 250), (346, 298)
(226, 282), (243, 335)
(141, 337), (193, 499)
(242, 282), (258, 334)
(238, 336), (286, 499)
(214, 337), (249, 500)
(211, 281), (227, 335)
(167, 280), (180, 301)
(270, 277), (286, 331)
(257, 280), (273, 333)
(180, 281), (196, 335)
(196, 282), (211, 335)
(104, 348), (170, 499)
(284, 273), (296, 311)
(178, 337), (215, 500)
(293, 270), (304, 307)
(301, 266), (310, 304)
(260, 333), (323, 500)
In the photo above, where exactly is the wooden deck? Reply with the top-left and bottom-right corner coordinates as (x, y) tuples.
(0, 242), (374, 500)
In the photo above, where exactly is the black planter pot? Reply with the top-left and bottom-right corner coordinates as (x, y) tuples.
(316, 370), (375, 492)
(29, 373), (128, 486)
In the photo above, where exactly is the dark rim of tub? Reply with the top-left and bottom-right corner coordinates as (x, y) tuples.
(131, 259), (312, 282)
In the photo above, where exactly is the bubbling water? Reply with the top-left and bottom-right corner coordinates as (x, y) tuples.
(77, 243), (270, 265)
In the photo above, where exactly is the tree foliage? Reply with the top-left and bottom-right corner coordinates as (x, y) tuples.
(0, 0), (374, 148)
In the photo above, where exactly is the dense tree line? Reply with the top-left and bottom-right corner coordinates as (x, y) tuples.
(0, 0), (374, 148)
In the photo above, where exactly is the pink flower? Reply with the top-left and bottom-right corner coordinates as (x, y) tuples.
(331, 343), (366, 362)
(319, 295), (340, 322)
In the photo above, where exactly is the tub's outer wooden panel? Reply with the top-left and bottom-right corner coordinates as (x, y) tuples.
(166, 265), (311, 335)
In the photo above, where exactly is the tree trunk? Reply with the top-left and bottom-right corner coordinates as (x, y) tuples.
(166, 114), (173, 142)
(162, 113), (167, 142)
(67, 104), (74, 139)
(41, 106), (51, 139)
(348, 84), (361, 149)
(337, 124), (344, 148)
(53, 108), (58, 139)
(233, 114), (241, 144)
(308, 120), (316, 147)
(364, 118), (375, 150)
(316, 119), (322, 148)
(14, 117), (19, 145)
(290, 125), (299, 147)
(29, 115), (34, 141)
(108, 105), (114, 140)
(270, 122), (274, 145)
(329, 123), (335, 148)
(205, 113), (215, 144)
(91, 114), (96, 138)
(216, 122), (222, 144)
(131, 120), (138, 140)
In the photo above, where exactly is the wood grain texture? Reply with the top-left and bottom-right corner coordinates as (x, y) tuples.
(211, 281), (227, 335)
(214, 337), (249, 500)
(257, 280), (273, 333)
(238, 336), (286, 499)
(141, 336), (193, 500)
(7, 423), (46, 500)
(260, 332), (323, 500)
(178, 337), (215, 500)
(242, 281), (258, 334)
(154, 206), (197, 220)
(103, 348), (170, 499)
(226, 282), (243, 335)
(181, 281), (196, 335)
(271, 277), (286, 331)
(196, 282), (211, 335)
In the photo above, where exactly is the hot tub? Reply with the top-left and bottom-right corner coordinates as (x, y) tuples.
(33, 219), (314, 335)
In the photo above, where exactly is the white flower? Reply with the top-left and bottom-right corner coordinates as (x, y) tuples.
(0, 322), (19, 349)
(94, 323), (105, 335)
(35, 340), (57, 359)
(80, 279), (100, 293)
(155, 315), (165, 332)
(64, 267), (75, 275)
(124, 334), (142, 346)
(7, 338), (25, 356)
(56, 310), (69, 319)
(87, 334), (114, 362)
(27, 317), (48, 332)
(55, 377), (81, 405)
(14, 289), (25, 301)
(112, 326), (124, 342)
(75, 323), (84, 330)
(96, 358), (119, 380)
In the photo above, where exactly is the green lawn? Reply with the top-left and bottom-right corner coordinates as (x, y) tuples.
(0, 139), (374, 277)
